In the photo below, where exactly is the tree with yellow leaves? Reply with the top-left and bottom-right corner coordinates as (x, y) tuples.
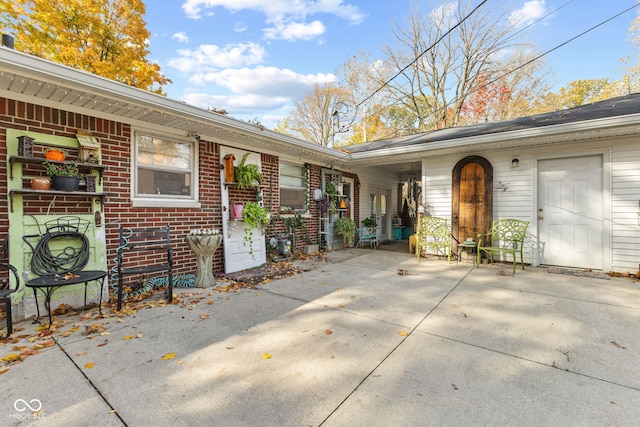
(0, 0), (170, 94)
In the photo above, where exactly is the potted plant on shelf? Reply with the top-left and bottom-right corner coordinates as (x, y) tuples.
(43, 161), (81, 191)
(335, 217), (357, 247)
(242, 202), (270, 257)
(235, 152), (263, 190)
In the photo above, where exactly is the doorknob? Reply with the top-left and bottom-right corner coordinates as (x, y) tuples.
(538, 215), (544, 220)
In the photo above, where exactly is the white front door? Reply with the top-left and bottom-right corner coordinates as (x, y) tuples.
(537, 155), (603, 269)
(220, 146), (266, 273)
(369, 187), (390, 242)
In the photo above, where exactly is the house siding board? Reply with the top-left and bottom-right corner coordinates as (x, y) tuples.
(610, 137), (640, 272)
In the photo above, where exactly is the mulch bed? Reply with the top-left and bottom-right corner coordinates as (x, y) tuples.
(214, 260), (305, 286)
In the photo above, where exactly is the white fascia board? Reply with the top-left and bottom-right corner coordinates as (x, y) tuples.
(0, 48), (341, 162)
(348, 113), (640, 161)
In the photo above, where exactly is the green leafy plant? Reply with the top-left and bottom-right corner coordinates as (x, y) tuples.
(335, 217), (357, 247)
(242, 202), (270, 256)
(362, 217), (377, 228)
(235, 152), (263, 190)
(325, 181), (338, 197)
(43, 161), (80, 177)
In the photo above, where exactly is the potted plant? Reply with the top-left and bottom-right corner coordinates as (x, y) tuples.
(335, 217), (357, 247)
(362, 217), (377, 228)
(242, 202), (270, 257)
(43, 161), (81, 191)
(235, 152), (263, 190)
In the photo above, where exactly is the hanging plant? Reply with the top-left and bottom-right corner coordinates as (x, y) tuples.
(242, 202), (270, 257)
(235, 152), (263, 190)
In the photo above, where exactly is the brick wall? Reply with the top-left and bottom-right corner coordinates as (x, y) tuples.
(0, 98), (359, 288)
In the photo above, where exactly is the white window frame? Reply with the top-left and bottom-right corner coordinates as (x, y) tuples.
(279, 162), (308, 213)
(131, 130), (200, 208)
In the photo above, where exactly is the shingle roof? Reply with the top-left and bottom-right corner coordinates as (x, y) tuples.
(346, 93), (640, 153)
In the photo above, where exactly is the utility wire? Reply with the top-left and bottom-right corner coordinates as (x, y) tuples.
(355, 0), (488, 110)
(347, 1), (640, 144)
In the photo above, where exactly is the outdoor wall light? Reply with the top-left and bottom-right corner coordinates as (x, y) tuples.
(313, 188), (324, 201)
(511, 157), (520, 168)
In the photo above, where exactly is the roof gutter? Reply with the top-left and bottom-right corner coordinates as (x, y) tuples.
(348, 113), (640, 164)
(0, 48), (343, 163)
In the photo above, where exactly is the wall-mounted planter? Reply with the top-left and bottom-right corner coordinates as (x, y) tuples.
(230, 204), (244, 219)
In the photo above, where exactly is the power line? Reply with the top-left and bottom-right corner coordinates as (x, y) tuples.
(349, 1), (640, 143)
(355, 0), (488, 110)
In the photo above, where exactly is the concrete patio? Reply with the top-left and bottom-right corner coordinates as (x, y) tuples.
(1, 246), (639, 426)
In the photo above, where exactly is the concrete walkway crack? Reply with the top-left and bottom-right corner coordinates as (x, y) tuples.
(54, 337), (128, 426)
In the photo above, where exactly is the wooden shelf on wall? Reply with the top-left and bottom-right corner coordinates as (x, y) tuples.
(8, 189), (113, 213)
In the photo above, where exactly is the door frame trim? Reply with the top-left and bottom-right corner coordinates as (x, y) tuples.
(452, 156), (493, 251)
(532, 148), (611, 270)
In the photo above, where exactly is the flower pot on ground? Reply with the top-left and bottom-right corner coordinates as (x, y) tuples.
(335, 217), (357, 247)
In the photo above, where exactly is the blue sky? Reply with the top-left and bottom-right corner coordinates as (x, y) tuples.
(144, 1), (639, 128)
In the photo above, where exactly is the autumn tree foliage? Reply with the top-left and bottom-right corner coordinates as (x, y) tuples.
(0, 0), (170, 94)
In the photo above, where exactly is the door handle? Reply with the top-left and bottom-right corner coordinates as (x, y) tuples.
(538, 215), (544, 220)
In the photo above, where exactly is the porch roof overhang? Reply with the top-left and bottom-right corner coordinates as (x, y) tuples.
(0, 47), (347, 168)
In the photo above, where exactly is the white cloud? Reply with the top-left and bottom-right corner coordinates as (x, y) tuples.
(508, 0), (547, 28)
(234, 21), (247, 32)
(181, 0), (364, 40)
(172, 32), (190, 43)
(264, 20), (326, 41)
(167, 42), (266, 72)
(189, 66), (336, 98)
(183, 93), (291, 113)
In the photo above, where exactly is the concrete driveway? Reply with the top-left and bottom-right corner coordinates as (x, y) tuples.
(1, 247), (639, 426)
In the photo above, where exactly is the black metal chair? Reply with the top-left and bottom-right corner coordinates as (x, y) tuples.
(23, 217), (107, 326)
(1, 239), (19, 337)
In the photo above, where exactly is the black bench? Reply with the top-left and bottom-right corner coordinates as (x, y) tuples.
(23, 217), (107, 326)
(116, 226), (173, 311)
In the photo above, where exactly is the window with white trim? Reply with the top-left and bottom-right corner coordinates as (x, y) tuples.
(279, 162), (306, 211)
(134, 133), (197, 202)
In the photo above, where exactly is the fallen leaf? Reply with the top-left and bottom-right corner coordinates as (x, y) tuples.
(325, 329), (333, 335)
(97, 340), (109, 347)
(123, 335), (134, 340)
(200, 313), (209, 320)
(84, 362), (96, 369)
(399, 331), (408, 336)
(2, 353), (21, 363)
(262, 353), (272, 359)
(161, 352), (176, 360)
(76, 350), (87, 356)
(0, 366), (9, 375)
(136, 333), (144, 339)
(338, 304), (345, 308)
(611, 341), (627, 349)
